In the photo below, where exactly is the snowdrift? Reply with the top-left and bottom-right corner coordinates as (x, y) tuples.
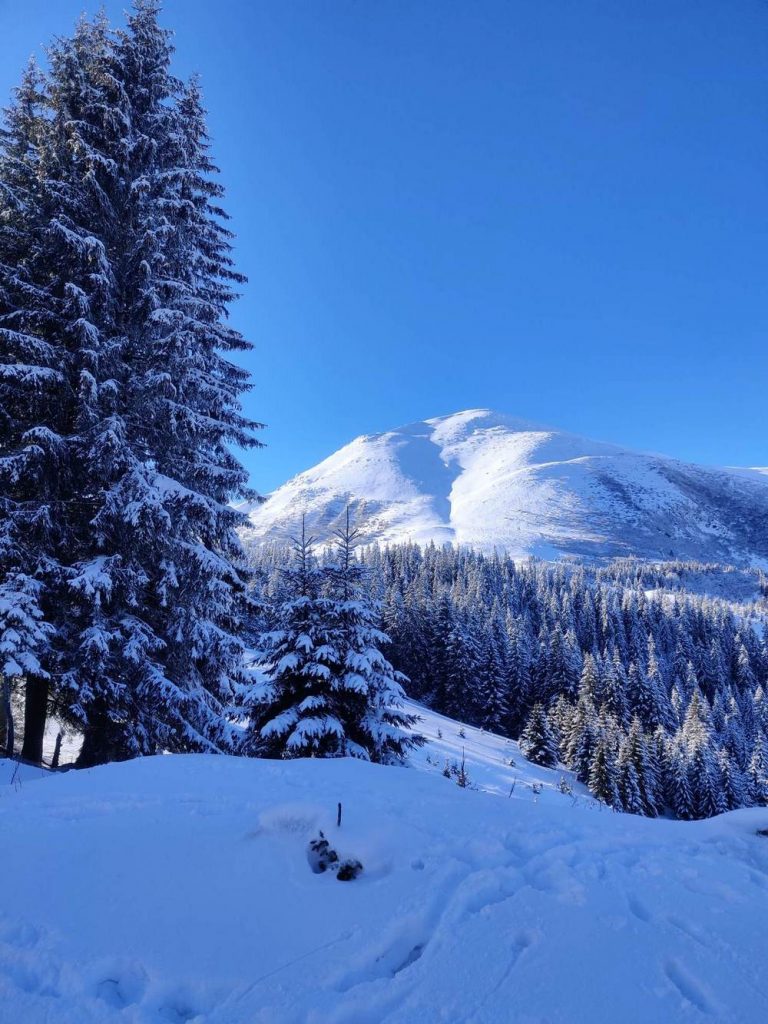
(1, 704), (767, 1023)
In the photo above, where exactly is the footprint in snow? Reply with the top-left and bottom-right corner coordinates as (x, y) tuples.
(626, 895), (653, 923)
(664, 958), (718, 1016)
(93, 963), (148, 1010)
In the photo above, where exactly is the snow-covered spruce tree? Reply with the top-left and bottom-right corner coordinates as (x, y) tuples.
(623, 717), (661, 817)
(519, 703), (559, 768)
(244, 523), (344, 758)
(75, 5), (259, 764)
(747, 733), (768, 805)
(718, 748), (747, 811)
(0, 575), (54, 757)
(588, 733), (620, 808)
(247, 515), (421, 763)
(505, 618), (533, 733)
(476, 614), (510, 734)
(563, 695), (598, 783)
(666, 740), (693, 819)
(688, 743), (727, 819)
(443, 610), (477, 721)
(0, 4), (259, 764)
(0, 61), (68, 761)
(324, 511), (421, 763)
(420, 594), (456, 710)
(617, 750), (644, 815)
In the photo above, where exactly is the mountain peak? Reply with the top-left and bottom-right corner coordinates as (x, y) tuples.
(391, 407), (556, 441)
(425, 407), (550, 431)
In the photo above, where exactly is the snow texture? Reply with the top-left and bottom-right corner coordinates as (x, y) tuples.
(1, 702), (767, 1023)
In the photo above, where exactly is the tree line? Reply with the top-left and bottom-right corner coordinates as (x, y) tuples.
(250, 541), (768, 818)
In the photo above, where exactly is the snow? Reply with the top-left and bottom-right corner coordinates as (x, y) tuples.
(408, 701), (590, 803)
(244, 408), (768, 566)
(2, 703), (768, 1023)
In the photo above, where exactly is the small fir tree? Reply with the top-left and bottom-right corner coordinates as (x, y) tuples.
(519, 703), (559, 768)
(245, 523), (344, 758)
(588, 734), (620, 808)
(325, 510), (422, 764)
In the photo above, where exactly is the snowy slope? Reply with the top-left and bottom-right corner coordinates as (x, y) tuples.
(2, 706), (768, 1024)
(407, 700), (591, 804)
(244, 409), (768, 565)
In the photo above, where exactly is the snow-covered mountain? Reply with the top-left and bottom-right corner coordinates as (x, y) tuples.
(245, 409), (768, 564)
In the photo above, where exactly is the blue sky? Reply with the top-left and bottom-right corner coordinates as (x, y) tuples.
(2, 1), (766, 491)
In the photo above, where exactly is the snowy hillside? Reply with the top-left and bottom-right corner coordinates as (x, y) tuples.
(244, 409), (768, 565)
(2, 706), (768, 1024)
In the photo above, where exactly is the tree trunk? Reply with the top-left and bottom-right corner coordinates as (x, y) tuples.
(0, 675), (6, 754)
(0, 675), (13, 757)
(21, 676), (49, 764)
(51, 731), (63, 770)
(77, 718), (127, 768)
(77, 725), (107, 768)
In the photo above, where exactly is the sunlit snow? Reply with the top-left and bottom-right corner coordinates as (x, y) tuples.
(245, 409), (768, 566)
(1, 702), (767, 1023)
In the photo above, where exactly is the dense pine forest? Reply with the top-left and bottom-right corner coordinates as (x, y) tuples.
(249, 541), (768, 820)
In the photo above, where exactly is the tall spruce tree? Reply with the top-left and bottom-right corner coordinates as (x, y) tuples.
(0, 2), (259, 764)
(0, 60), (69, 762)
(588, 733), (620, 808)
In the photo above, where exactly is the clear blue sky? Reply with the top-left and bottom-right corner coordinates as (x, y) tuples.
(2, 1), (766, 491)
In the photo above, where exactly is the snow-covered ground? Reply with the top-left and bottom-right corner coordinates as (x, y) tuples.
(407, 701), (593, 806)
(244, 408), (768, 566)
(2, 704), (768, 1023)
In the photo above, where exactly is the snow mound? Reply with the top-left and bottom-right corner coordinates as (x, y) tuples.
(2, 707), (768, 1022)
(244, 408), (768, 565)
